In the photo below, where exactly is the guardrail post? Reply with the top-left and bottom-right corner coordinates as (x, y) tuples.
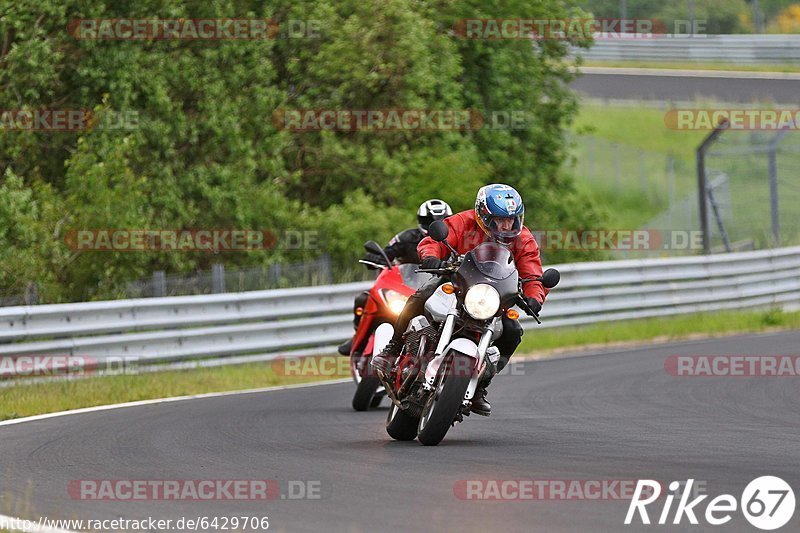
(212, 263), (226, 293)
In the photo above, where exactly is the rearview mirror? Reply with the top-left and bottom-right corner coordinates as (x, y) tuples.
(540, 268), (560, 289)
(428, 220), (449, 242)
(364, 241), (383, 255)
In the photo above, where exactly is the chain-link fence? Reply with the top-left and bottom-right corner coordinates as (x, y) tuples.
(5, 132), (796, 305)
(701, 129), (800, 251)
(123, 256), (376, 298)
(572, 135), (695, 223)
(1, 257), (376, 306)
(574, 131), (800, 259)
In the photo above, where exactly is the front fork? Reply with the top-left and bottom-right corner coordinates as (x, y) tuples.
(424, 313), (498, 404)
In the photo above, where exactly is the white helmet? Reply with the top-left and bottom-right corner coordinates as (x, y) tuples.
(417, 199), (453, 234)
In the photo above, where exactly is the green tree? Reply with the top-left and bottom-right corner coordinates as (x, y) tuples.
(1, 0), (603, 302)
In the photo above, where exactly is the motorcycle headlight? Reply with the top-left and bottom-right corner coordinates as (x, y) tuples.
(380, 289), (409, 315)
(464, 284), (500, 320)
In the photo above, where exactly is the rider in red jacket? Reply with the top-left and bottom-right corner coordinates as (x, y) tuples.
(416, 210), (548, 303)
(372, 184), (547, 415)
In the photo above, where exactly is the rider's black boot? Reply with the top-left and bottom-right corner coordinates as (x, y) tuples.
(337, 338), (353, 356)
(371, 338), (403, 375)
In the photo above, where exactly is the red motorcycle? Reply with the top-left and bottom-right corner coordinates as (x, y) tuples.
(348, 241), (432, 411)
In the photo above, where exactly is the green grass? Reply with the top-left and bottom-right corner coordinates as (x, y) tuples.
(571, 102), (705, 228)
(520, 308), (800, 354)
(573, 103), (707, 159)
(0, 360), (332, 421)
(1, 309), (798, 421)
(569, 100), (800, 234)
(583, 60), (800, 74)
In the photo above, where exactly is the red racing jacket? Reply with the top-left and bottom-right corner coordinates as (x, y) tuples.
(417, 210), (548, 304)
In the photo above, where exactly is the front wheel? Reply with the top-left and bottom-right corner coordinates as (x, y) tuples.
(352, 376), (381, 411)
(417, 352), (473, 446)
(386, 403), (420, 441)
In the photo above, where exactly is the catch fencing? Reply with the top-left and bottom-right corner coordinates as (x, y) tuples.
(1, 246), (799, 375)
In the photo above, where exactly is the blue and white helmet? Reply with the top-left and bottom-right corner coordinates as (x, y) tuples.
(475, 184), (524, 245)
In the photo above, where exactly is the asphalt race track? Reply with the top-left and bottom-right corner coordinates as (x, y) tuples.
(1, 331), (798, 532)
(572, 69), (800, 104)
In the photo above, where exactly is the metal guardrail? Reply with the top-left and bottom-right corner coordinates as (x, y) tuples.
(579, 35), (800, 64)
(1, 247), (799, 368)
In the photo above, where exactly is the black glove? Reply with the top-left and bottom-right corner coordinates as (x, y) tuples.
(525, 297), (542, 315)
(420, 256), (444, 270)
(363, 251), (385, 265)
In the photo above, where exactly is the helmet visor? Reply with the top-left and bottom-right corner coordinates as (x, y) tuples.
(488, 215), (523, 243)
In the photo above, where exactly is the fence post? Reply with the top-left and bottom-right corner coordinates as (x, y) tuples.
(152, 271), (166, 297)
(319, 254), (332, 285)
(696, 119), (728, 254)
(23, 282), (39, 305)
(667, 153), (676, 226)
(767, 128), (789, 247)
(212, 263), (226, 293)
(768, 148), (780, 247)
(638, 150), (646, 197)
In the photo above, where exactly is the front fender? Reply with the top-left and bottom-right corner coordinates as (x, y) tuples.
(424, 338), (480, 387)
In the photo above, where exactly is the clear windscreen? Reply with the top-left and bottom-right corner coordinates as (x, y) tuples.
(398, 263), (434, 289)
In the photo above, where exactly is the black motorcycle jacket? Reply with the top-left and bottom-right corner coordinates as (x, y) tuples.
(384, 228), (425, 264)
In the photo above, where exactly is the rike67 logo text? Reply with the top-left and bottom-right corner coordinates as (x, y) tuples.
(626, 477), (795, 530)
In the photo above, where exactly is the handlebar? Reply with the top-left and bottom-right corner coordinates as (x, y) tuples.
(415, 257), (462, 276)
(417, 256), (544, 324)
(358, 259), (388, 270)
(517, 293), (541, 324)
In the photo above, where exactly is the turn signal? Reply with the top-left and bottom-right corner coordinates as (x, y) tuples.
(441, 283), (456, 294)
(506, 309), (520, 320)
(355, 307), (364, 316)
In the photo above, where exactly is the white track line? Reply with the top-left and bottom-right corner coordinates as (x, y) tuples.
(2, 331), (792, 532)
(578, 66), (800, 80)
(0, 378), (349, 428)
(0, 378), (350, 532)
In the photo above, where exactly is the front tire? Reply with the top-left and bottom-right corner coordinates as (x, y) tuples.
(370, 393), (383, 408)
(386, 403), (420, 440)
(352, 376), (381, 411)
(417, 353), (473, 446)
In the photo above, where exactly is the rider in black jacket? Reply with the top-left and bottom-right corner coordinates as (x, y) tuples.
(337, 199), (453, 355)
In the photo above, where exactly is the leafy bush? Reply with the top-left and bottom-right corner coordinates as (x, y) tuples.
(1, 0), (602, 302)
